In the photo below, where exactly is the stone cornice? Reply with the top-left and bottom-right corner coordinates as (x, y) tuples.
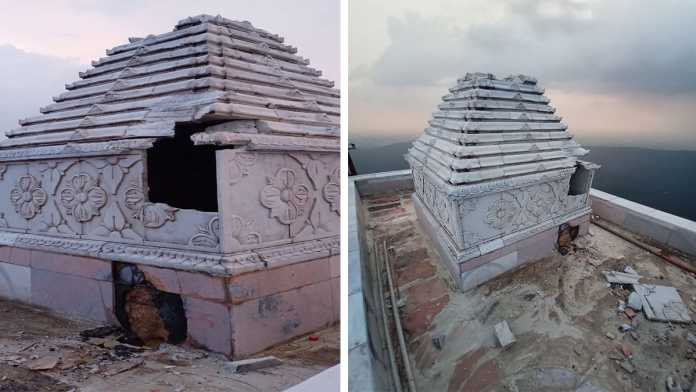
(0, 231), (339, 276)
(0, 139), (155, 162)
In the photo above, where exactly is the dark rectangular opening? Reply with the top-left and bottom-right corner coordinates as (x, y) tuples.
(146, 124), (218, 212)
(568, 163), (592, 196)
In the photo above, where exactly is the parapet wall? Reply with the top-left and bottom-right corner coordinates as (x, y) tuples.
(590, 189), (696, 256)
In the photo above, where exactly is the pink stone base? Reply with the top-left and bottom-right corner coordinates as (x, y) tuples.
(458, 213), (590, 291)
(0, 246), (339, 359)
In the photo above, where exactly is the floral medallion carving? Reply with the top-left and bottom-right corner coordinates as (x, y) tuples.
(10, 174), (48, 220)
(60, 173), (107, 222)
(228, 152), (257, 185)
(189, 216), (220, 248)
(124, 182), (177, 228)
(260, 168), (310, 225)
(323, 166), (339, 214)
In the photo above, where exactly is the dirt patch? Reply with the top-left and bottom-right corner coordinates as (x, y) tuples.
(0, 363), (73, 392)
(361, 192), (696, 391)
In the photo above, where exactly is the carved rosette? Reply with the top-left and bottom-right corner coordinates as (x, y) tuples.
(260, 168), (310, 225)
(10, 174), (48, 220)
(323, 166), (340, 214)
(60, 173), (107, 222)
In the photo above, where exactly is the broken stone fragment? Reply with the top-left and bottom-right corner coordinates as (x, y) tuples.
(667, 376), (684, 392)
(627, 292), (643, 311)
(432, 334), (446, 350)
(620, 360), (635, 374)
(494, 321), (516, 348)
(225, 356), (282, 373)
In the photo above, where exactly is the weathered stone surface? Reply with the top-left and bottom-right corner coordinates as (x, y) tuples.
(183, 296), (233, 356)
(0, 261), (31, 302)
(31, 269), (114, 323)
(448, 348), (500, 392)
(406, 73), (598, 290)
(230, 279), (335, 357)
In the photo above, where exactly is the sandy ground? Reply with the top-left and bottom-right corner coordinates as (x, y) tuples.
(0, 300), (339, 392)
(363, 191), (696, 392)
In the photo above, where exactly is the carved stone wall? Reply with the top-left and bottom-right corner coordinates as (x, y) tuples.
(414, 165), (590, 253)
(0, 153), (220, 253)
(216, 150), (340, 254)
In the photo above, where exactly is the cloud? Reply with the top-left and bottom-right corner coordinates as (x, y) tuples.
(0, 45), (83, 136)
(363, 0), (696, 95)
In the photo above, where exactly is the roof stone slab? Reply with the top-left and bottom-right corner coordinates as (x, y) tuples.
(406, 72), (588, 187)
(4, 14), (339, 150)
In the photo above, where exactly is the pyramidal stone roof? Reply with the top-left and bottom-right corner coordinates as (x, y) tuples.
(406, 72), (588, 186)
(3, 14), (339, 149)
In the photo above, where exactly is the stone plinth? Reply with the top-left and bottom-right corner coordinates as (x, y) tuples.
(406, 73), (598, 291)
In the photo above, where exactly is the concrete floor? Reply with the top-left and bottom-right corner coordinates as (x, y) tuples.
(362, 191), (696, 392)
(0, 300), (339, 392)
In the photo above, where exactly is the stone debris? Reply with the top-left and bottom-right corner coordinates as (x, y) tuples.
(667, 376), (685, 392)
(494, 321), (516, 348)
(226, 356), (282, 373)
(624, 308), (637, 318)
(624, 265), (638, 275)
(634, 284), (692, 323)
(606, 332), (616, 340)
(432, 334), (446, 350)
(620, 323), (633, 332)
(25, 355), (59, 371)
(627, 291), (643, 311)
(620, 360), (635, 374)
(602, 270), (642, 285)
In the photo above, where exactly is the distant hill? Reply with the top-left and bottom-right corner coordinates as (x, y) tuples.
(349, 142), (696, 222)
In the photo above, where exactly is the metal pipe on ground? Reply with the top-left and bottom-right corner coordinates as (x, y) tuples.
(374, 240), (404, 392)
(592, 218), (696, 275)
(384, 241), (417, 392)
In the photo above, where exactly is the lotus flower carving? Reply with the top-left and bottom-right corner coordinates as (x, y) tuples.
(10, 174), (47, 220)
(60, 173), (107, 222)
(260, 168), (310, 225)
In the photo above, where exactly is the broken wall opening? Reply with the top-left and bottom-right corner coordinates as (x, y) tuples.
(568, 163), (593, 196)
(114, 263), (187, 347)
(146, 124), (218, 212)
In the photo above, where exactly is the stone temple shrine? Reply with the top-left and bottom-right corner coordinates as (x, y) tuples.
(0, 15), (339, 358)
(406, 72), (599, 291)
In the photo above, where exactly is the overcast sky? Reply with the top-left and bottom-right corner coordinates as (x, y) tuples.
(0, 0), (339, 135)
(350, 0), (696, 150)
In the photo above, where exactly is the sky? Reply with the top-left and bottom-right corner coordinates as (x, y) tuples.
(0, 0), (339, 135)
(349, 0), (696, 150)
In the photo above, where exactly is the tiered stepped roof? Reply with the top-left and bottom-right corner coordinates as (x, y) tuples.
(407, 72), (587, 185)
(3, 14), (339, 148)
